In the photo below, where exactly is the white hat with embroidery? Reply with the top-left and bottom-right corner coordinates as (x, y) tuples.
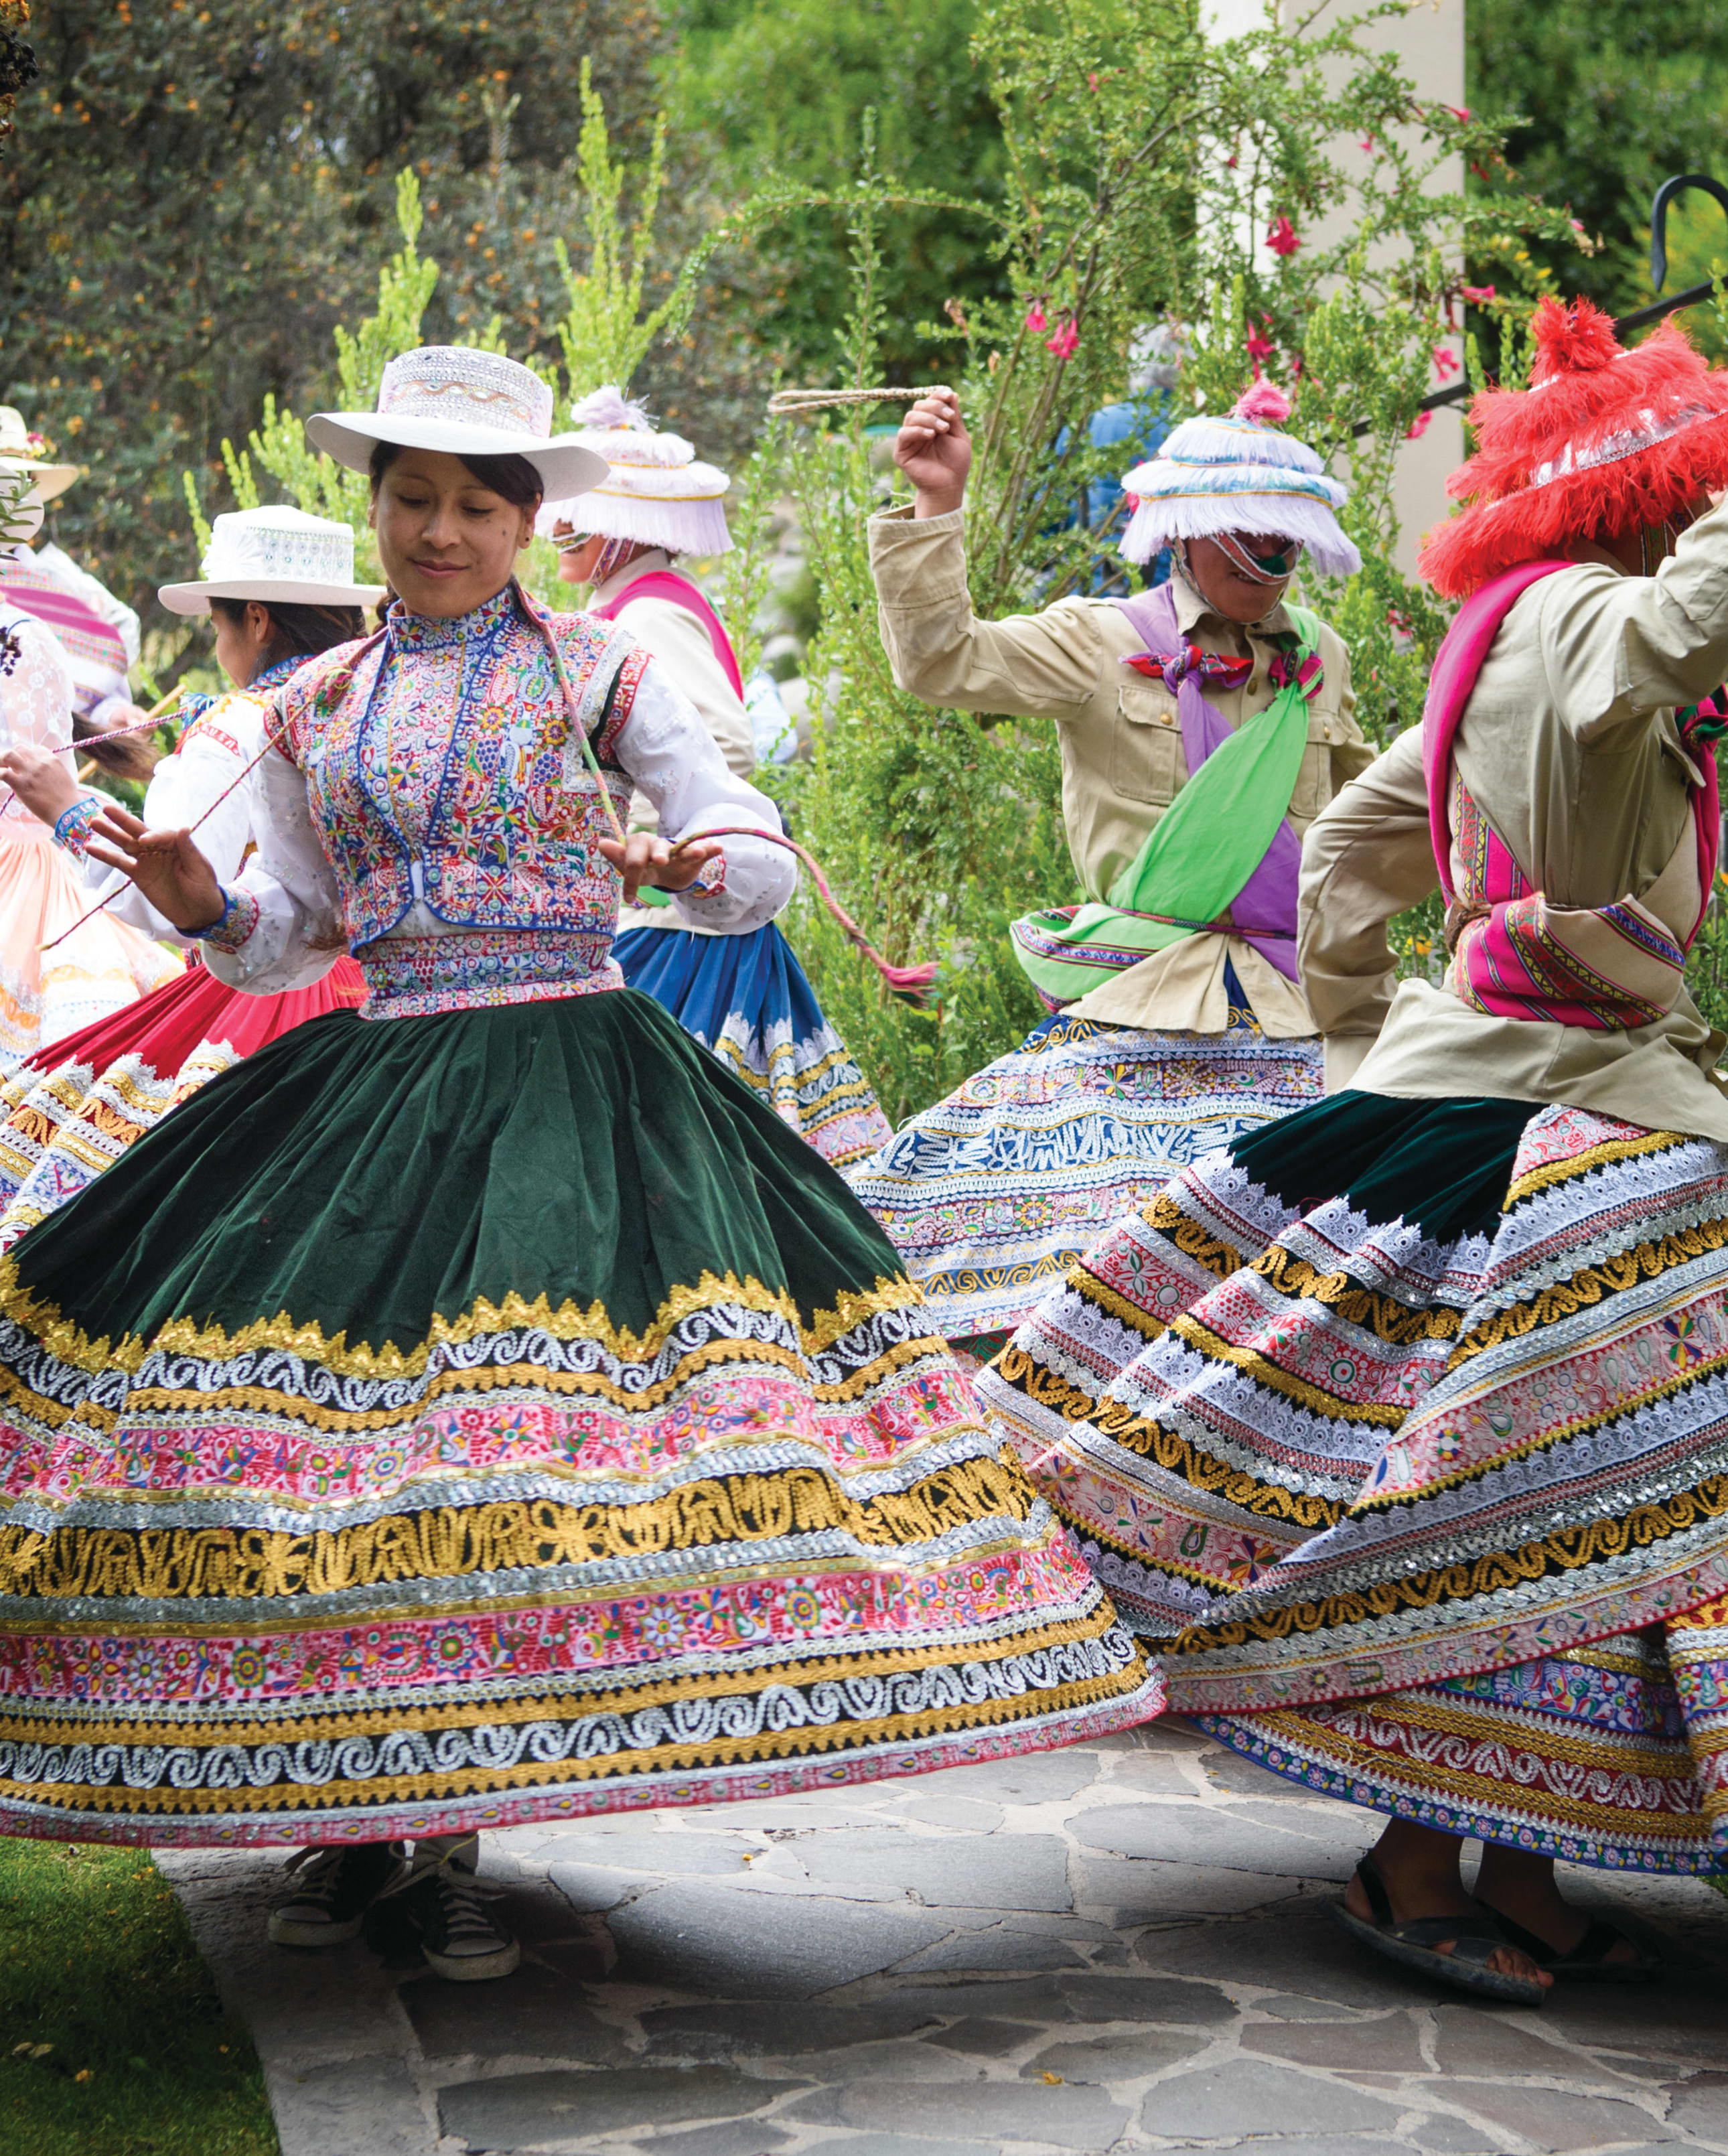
(536, 385), (733, 557)
(158, 506), (388, 615)
(0, 407), (80, 502)
(304, 347), (609, 502)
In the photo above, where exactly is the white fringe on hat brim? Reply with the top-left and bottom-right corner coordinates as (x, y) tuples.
(536, 490), (734, 557)
(1157, 415), (1325, 473)
(1121, 490), (1362, 577)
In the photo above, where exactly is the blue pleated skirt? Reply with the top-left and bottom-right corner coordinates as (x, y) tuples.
(614, 921), (892, 1169)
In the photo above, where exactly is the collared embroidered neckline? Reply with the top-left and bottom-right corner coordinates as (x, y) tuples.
(385, 584), (516, 653)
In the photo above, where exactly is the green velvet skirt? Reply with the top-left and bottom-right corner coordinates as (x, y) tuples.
(0, 989), (1156, 1845)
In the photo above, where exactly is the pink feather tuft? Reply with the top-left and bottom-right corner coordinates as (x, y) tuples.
(1232, 381), (1293, 425)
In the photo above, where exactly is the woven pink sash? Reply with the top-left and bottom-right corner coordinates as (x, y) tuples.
(589, 571), (745, 699)
(1423, 560), (1720, 1031)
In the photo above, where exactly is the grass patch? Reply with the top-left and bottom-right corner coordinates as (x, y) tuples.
(0, 1837), (277, 2156)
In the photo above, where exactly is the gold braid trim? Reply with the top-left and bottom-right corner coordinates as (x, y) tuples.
(991, 1343), (1103, 1428)
(1145, 1192), (1244, 1282)
(1169, 1472), (1728, 1653)
(0, 1449), (1043, 1604)
(1252, 1245), (1465, 1346)
(1504, 1127), (1687, 1208)
(1068, 1270), (1169, 1340)
(0, 1260), (922, 1380)
(1448, 1211), (1728, 1369)
(1078, 1399), (1342, 1530)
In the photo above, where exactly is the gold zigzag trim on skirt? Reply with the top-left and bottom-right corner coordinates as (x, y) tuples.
(1449, 1212), (1728, 1368)
(1252, 1246), (1465, 1348)
(1242, 1703), (1707, 1841)
(3, 1323), (956, 1450)
(1169, 1472), (1728, 1653)
(1504, 1126), (1688, 1208)
(0, 1260), (924, 1380)
(1145, 1192), (1244, 1282)
(992, 1344), (1342, 1532)
(0, 1451), (1044, 1604)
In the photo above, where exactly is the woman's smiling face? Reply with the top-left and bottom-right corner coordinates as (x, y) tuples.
(369, 447), (539, 619)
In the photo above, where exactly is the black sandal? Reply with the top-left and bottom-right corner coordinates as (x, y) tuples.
(1478, 1903), (1662, 1985)
(1333, 1855), (1548, 2007)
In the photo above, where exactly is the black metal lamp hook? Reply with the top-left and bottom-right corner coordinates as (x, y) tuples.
(1651, 174), (1728, 292)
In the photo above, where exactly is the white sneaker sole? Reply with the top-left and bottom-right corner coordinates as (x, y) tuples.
(421, 1936), (521, 1983)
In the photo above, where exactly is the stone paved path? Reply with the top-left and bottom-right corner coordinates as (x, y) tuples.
(159, 1721), (1728, 2156)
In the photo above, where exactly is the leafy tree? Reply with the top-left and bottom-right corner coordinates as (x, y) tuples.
(1466, 0), (1728, 317)
(0, 0), (680, 651)
(664, 0), (1010, 381)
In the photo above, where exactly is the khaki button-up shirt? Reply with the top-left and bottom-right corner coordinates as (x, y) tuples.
(1301, 498), (1728, 1141)
(868, 504), (1372, 1035)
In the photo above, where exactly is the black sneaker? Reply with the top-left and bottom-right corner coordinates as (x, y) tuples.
(388, 1835), (520, 1982)
(267, 1841), (405, 1947)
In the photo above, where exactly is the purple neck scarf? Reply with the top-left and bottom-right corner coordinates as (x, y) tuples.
(1114, 583), (1301, 981)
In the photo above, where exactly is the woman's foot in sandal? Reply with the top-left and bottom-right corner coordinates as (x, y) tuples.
(1337, 1822), (1553, 2005)
(1473, 1847), (1662, 1983)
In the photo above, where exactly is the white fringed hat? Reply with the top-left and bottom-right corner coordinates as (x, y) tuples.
(1119, 382), (1362, 577)
(536, 386), (733, 557)
(159, 506), (386, 616)
(306, 348), (609, 501)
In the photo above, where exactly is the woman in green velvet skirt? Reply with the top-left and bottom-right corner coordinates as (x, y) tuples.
(0, 348), (1157, 1982)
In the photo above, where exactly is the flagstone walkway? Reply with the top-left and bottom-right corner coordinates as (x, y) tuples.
(159, 1721), (1728, 2156)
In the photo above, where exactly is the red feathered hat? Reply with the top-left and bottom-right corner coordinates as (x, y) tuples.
(1420, 297), (1728, 598)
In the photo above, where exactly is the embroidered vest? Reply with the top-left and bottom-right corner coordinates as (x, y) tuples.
(281, 586), (649, 948)
(1423, 561), (1721, 1030)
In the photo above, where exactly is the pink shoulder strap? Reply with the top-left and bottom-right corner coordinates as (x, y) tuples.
(1421, 559), (1573, 901)
(589, 571), (745, 700)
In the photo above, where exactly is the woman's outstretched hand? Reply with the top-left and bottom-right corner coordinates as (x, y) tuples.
(599, 829), (726, 906)
(894, 387), (971, 519)
(83, 804), (226, 932)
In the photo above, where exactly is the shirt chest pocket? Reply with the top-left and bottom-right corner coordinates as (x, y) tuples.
(1289, 703), (1348, 822)
(1110, 684), (1185, 804)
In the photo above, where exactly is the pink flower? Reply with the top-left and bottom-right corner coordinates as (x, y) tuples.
(1432, 345), (1460, 380)
(1460, 284), (1497, 303)
(1025, 301), (1047, 334)
(1244, 319), (1276, 364)
(1087, 71), (1098, 91)
(1444, 104), (1470, 122)
(1046, 319), (1080, 360)
(1225, 153), (1238, 169)
(1405, 410), (1433, 441)
(1360, 135), (1376, 155)
(1265, 216), (1302, 258)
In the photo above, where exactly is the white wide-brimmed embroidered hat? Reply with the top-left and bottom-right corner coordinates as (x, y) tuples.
(158, 506), (388, 616)
(1119, 381), (1362, 577)
(305, 348), (609, 502)
(0, 407), (80, 502)
(536, 385), (733, 557)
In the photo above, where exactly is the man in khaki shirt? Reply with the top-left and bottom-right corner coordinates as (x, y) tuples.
(981, 297), (1728, 2009)
(846, 383), (1372, 1350)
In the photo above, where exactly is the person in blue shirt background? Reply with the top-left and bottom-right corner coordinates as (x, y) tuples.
(1054, 323), (1185, 592)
